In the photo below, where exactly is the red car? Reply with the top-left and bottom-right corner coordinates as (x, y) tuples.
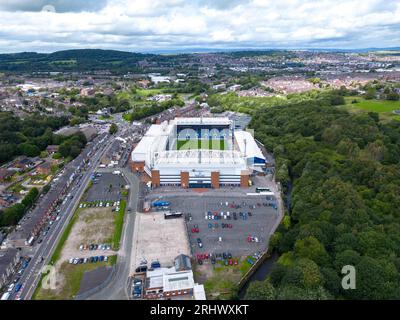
(247, 235), (252, 242)
(229, 259), (233, 265)
(191, 225), (199, 233)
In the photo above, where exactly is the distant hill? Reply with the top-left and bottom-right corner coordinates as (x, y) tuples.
(0, 49), (154, 73)
(1, 47), (399, 74)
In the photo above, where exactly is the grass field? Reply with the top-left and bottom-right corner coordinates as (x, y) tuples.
(33, 200), (125, 300)
(342, 96), (400, 122)
(34, 257), (116, 300)
(195, 257), (252, 300)
(345, 96), (400, 112)
(177, 139), (227, 150)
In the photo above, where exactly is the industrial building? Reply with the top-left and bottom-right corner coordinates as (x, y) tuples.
(143, 254), (206, 300)
(130, 117), (266, 188)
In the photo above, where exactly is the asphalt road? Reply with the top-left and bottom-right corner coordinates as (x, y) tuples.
(12, 133), (115, 300)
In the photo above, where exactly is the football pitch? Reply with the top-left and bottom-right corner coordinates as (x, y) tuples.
(177, 139), (226, 150)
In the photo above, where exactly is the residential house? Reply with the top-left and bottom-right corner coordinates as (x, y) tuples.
(13, 157), (35, 171)
(36, 162), (52, 175)
(0, 169), (14, 182)
(212, 83), (226, 91)
(0, 248), (21, 289)
(227, 84), (242, 92)
(46, 145), (59, 155)
(137, 80), (151, 88)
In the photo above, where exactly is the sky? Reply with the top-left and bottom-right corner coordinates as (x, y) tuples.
(0, 0), (399, 53)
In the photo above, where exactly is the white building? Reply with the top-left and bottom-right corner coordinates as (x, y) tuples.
(143, 254), (206, 300)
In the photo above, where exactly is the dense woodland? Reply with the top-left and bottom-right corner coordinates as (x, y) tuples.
(0, 112), (86, 164)
(242, 96), (400, 299)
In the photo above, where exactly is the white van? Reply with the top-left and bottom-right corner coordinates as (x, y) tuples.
(1, 292), (11, 300)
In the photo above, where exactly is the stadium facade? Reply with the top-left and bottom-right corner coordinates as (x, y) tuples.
(130, 117), (266, 188)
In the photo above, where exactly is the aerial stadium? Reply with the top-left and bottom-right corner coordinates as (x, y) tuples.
(130, 117), (266, 188)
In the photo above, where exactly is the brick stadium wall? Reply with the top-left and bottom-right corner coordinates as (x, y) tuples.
(180, 171), (189, 188)
(151, 170), (160, 187)
(211, 171), (220, 189)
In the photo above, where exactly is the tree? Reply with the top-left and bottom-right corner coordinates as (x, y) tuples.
(19, 143), (40, 157)
(245, 279), (276, 300)
(386, 91), (399, 101)
(364, 87), (376, 100)
(294, 236), (330, 266)
(276, 285), (331, 300)
(348, 256), (398, 299)
(109, 123), (118, 135)
(21, 187), (39, 208)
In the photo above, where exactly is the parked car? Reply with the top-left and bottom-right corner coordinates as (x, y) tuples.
(15, 283), (22, 293)
(135, 265), (147, 273)
(7, 283), (15, 292)
(197, 238), (203, 248)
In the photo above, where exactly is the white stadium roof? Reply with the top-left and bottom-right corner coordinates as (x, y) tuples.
(234, 130), (266, 162)
(131, 122), (172, 162)
(172, 117), (231, 126)
(154, 150), (246, 166)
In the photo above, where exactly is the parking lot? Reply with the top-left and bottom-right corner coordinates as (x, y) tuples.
(166, 194), (279, 258)
(130, 212), (190, 275)
(84, 172), (127, 202)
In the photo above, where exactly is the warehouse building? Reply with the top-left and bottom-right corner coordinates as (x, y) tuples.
(130, 117), (265, 188)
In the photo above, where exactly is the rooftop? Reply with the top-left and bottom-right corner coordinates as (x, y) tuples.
(0, 248), (19, 275)
(154, 150), (246, 167)
(146, 266), (195, 292)
(234, 130), (266, 162)
(173, 117), (231, 126)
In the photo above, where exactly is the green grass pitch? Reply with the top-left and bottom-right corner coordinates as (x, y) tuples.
(177, 139), (226, 150)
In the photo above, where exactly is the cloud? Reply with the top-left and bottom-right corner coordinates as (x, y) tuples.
(0, 0), (108, 13)
(0, 0), (398, 52)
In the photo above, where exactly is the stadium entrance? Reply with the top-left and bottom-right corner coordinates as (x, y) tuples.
(189, 182), (211, 188)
